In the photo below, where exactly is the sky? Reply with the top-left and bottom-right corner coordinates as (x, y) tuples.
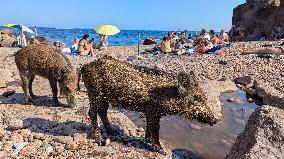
(0, 0), (246, 31)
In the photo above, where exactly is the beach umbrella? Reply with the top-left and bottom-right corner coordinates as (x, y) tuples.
(95, 25), (120, 35)
(3, 24), (35, 34)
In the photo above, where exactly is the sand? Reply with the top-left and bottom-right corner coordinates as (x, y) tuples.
(0, 41), (284, 158)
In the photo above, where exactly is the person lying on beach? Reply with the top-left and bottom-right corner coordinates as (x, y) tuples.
(78, 34), (94, 56)
(241, 47), (284, 55)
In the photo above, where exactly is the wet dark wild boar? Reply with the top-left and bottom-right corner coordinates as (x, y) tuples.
(81, 56), (217, 153)
(15, 45), (77, 107)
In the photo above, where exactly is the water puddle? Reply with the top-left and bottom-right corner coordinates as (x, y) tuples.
(124, 90), (258, 159)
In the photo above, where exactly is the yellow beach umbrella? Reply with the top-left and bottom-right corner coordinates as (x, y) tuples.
(4, 24), (17, 27)
(95, 25), (120, 35)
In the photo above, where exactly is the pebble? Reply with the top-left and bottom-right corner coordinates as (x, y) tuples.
(73, 133), (88, 145)
(227, 98), (242, 103)
(5, 118), (24, 130)
(190, 123), (202, 130)
(13, 142), (28, 155)
(136, 127), (145, 132)
(66, 142), (77, 150)
(105, 138), (111, 146)
(53, 136), (73, 144)
(2, 90), (16, 98)
(19, 129), (31, 138)
(221, 139), (232, 147)
(248, 98), (254, 103)
(0, 82), (6, 88)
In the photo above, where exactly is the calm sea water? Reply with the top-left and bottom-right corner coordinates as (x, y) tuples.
(0, 27), (199, 46)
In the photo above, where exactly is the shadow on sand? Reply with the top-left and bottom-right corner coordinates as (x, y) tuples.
(20, 117), (158, 152)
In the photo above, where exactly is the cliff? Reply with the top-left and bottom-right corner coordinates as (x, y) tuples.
(232, 0), (284, 40)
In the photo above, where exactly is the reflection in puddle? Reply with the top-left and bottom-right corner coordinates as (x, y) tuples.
(124, 90), (258, 159)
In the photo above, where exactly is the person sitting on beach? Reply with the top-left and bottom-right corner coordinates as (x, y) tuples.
(98, 34), (108, 50)
(219, 29), (229, 44)
(200, 29), (210, 40)
(78, 34), (94, 56)
(160, 37), (172, 53)
(209, 30), (219, 46)
(70, 38), (79, 53)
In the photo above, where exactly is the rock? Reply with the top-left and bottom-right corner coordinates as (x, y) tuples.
(248, 98), (254, 103)
(190, 123), (202, 130)
(0, 83), (6, 88)
(232, 0), (283, 40)
(105, 138), (111, 146)
(143, 38), (157, 45)
(221, 139), (232, 147)
(5, 118), (24, 130)
(0, 30), (17, 47)
(200, 79), (238, 120)
(53, 136), (73, 144)
(13, 142), (28, 155)
(2, 90), (16, 98)
(62, 124), (77, 136)
(73, 133), (88, 145)
(227, 98), (242, 103)
(136, 127), (144, 132)
(54, 145), (65, 153)
(227, 105), (284, 159)
(11, 132), (23, 143)
(19, 129), (31, 138)
(235, 76), (253, 86)
(66, 142), (77, 150)
(45, 145), (54, 155)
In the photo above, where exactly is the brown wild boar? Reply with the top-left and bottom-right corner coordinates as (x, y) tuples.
(81, 56), (217, 152)
(14, 45), (77, 107)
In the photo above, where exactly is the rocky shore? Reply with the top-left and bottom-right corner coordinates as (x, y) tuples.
(0, 41), (284, 158)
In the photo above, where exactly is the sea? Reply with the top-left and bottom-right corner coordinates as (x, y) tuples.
(0, 27), (200, 46)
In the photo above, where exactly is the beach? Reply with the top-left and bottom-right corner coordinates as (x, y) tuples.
(0, 42), (284, 158)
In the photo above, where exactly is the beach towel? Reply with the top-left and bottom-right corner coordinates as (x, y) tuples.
(61, 52), (80, 56)
(256, 54), (275, 58)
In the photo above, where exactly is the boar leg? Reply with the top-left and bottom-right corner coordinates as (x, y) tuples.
(48, 79), (61, 106)
(97, 100), (112, 135)
(146, 114), (164, 153)
(20, 72), (30, 103)
(28, 74), (36, 98)
(145, 116), (154, 143)
(89, 96), (104, 145)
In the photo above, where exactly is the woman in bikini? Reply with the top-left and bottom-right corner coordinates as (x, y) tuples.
(78, 34), (94, 56)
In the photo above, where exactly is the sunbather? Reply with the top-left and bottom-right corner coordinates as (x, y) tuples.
(78, 34), (94, 56)
(219, 30), (229, 44)
(241, 47), (284, 55)
(160, 37), (172, 53)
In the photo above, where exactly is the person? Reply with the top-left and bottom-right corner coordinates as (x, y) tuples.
(173, 32), (179, 40)
(209, 30), (219, 46)
(160, 37), (172, 53)
(200, 29), (210, 40)
(70, 38), (79, 53)
(241, 47), (284, 55)
(78, 34), (94, 56)
(98, 34), (108, 50)
(219, 29), (229, 43)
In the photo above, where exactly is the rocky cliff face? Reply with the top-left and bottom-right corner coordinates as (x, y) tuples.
(0, 30), (17, 47)
(233, 0), (284, 40)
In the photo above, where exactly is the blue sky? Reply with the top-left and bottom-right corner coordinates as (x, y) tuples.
(0, 0), (246, 31)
